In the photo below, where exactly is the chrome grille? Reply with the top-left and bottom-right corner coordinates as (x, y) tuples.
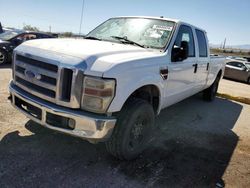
(14, 54), (83, 108)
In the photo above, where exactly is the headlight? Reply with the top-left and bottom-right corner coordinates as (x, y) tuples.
(81, 76), (116, 113)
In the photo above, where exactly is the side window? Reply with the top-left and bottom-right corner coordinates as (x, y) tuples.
(40, 34), (52, 39)
(227, 61), (245, 68)
(23, 34), (37, 41)
(195, 29), (208, 57)
(174, 25), (195, 57)
(227, 62), (236, 66)
(236, 63), (245, 68)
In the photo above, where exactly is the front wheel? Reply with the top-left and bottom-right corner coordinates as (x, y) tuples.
(203, 76), (220, 101)
(0, 49), (8, 65)
(105, 98), (155, 160)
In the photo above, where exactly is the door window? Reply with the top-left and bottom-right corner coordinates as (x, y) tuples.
(195, 29), (208, 57)
(227, 61), (245, 68)
(17, 34), (37, 41)
(174, 25), (195, 57)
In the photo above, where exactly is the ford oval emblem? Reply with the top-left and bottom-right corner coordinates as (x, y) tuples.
(25, 70), (35, 79)
(24, 70), (41, 80)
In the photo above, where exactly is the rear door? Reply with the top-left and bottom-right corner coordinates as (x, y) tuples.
(194, 29), (209, 90)
(164, 25), (197, 107)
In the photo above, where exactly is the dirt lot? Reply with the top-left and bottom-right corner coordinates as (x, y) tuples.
(218, 78), (250, 100)
(0, 65), (250, 188)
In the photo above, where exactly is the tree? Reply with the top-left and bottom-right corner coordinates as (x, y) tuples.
(23, 24), (40, 32)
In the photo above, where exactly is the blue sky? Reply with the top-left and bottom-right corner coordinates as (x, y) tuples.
(0, 0), (249, 45)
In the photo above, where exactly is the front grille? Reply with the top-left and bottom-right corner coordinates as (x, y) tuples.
(16, 76), (56, 98)
(15, 54), (58, 101)
(14, 54), (83, 108)
(16, 55), (58, 72)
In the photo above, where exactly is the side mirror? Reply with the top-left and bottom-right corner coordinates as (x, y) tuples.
(171, 41), (189, 62)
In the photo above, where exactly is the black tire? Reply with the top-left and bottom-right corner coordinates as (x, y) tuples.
(105, 98), (155, 160)
(203, 76), (220, 101)
(0, 49), (8, 65)
(247, 77), (250, 85)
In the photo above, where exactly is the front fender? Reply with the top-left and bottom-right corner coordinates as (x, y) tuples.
(107, 72), (164, 114)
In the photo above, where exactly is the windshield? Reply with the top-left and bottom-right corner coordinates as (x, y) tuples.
(0, 30), (23, 40)
(86, 18), (175, 49)
(245, 63), (250, 69)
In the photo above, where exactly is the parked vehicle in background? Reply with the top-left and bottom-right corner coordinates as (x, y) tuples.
(0, 30), (55, 65)
(224, 60), (250, 84)
(243, 56), (250, 62)
(2, 27), (15, 33)
(9, 16), (225, 160)
(226, 56), (248, 61)
(0, 22), (3, 34)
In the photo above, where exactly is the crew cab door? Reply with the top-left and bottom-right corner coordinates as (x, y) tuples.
(163, 25), (197, 107)
(194, 29), (210, 90)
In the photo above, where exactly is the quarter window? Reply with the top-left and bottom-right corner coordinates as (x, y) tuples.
(195, 29), (208, 57)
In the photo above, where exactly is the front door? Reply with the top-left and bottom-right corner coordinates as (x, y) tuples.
(163, 25), (197, 108)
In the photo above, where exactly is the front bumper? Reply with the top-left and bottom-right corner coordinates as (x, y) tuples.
(9, 81), (116, 142)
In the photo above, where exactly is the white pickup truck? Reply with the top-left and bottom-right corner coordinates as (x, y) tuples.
(9, 16), (225, 159)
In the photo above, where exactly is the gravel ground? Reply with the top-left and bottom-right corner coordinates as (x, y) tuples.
(0, 65), (250, 188)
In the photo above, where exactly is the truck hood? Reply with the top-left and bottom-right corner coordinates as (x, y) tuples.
(15, 38), (161, 76)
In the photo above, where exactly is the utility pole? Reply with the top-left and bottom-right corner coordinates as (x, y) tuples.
(49, 25), (51, 33)
(79, 0), (85, 36)
(223, 38), (226, 49)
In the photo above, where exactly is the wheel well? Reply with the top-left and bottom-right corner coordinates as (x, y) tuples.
(125, 85), (160, 114)
(217, 70), (222, 79)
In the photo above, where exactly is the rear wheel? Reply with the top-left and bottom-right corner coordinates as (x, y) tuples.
(247, 77), (250, 84)
(105, 98), (155, 160)
(203, 75), (220, 101)
(0, 49), (7, 65)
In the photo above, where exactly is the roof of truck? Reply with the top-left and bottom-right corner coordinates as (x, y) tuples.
(114, 16), (206, 33)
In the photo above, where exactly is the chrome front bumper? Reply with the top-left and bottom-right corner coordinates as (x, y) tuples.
(9, 81), (116, 142)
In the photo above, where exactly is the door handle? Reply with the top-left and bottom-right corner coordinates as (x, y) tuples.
(193, 63), (198, 73)
(206, 63), (210, 71)
(160, 67), (168, 80)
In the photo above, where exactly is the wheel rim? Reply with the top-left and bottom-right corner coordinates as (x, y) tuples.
(0, 51), (5, 64)
(128, 115), (149, 151)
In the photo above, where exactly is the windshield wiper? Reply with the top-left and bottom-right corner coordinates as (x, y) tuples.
(111, 36), (145, 48)
(84, 36), (102, 41)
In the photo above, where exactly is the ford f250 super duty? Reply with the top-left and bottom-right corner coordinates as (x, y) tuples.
(9, 16), (225, 160)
